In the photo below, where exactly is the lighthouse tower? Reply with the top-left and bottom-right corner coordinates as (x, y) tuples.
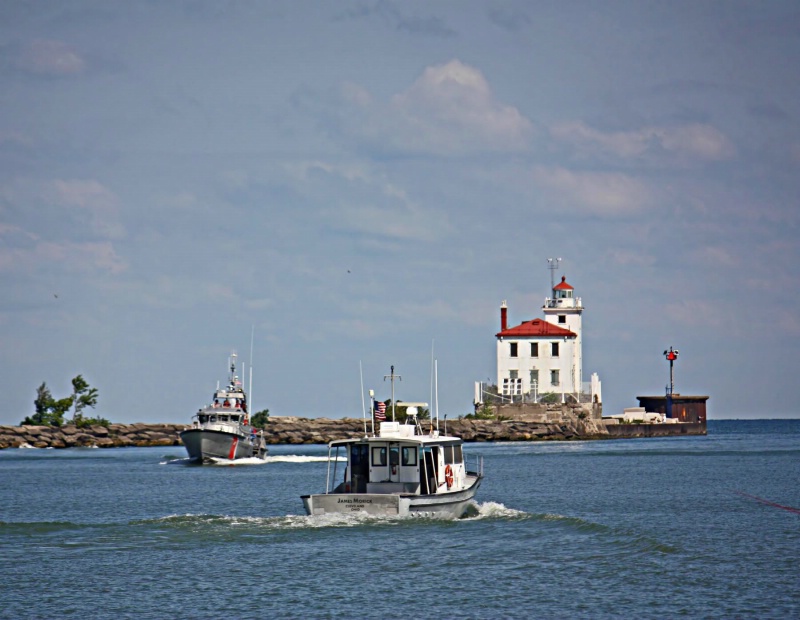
(543, 276), (584, 396)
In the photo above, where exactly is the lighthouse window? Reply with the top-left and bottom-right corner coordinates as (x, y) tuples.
(510, 342), (518, 357)
(550, 370), (560, 386)
(531, 343), (538, 357)
(558, 315), (566, 324)
(551, 342), (559, 357)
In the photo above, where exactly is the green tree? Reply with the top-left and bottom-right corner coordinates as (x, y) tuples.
(22, 382), (70, 426)
(21, 376), (104, 427)
(250, 408), (270, 428)
(33, 382), (52, 419)
(70, 374), (99, 425)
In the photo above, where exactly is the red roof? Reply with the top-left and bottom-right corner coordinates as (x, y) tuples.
(496, 318), (576, 338)
(553, 276), (573, 291)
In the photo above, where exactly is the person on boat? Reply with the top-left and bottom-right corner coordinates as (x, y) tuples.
(213, 399), (220, 408)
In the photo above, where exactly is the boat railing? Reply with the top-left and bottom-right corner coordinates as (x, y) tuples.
(465, 454), (484, 478)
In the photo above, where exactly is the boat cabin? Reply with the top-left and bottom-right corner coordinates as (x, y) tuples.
(328, 416), (468, 497)
(194, 411), (248, 426)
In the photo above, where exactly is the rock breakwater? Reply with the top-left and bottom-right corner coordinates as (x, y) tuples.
(0, 415), (704, 450)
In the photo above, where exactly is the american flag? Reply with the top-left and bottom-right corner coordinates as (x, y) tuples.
(374, 400), (387, 421)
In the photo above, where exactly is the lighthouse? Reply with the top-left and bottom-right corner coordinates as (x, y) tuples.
(493, 267), (596, 404)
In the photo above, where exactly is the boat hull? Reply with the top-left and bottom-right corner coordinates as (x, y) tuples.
(180, 429), (263, 462)
(301, 475), (482, 518)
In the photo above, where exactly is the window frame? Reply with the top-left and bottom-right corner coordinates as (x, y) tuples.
(372, 446), (387, 467)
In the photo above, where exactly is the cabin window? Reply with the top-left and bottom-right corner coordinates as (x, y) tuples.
(531, 343), (538, 357)
(199, 416), (207, 424)
(401, 446), (417, 466)
(209, 416), (217, 422)
(558, 315), (566, 324)
(443, 446), (452, 465)
(510, 342), (518, 357)
(372, 446), (387, 466)
(389, 447), (399, 467)
(442, 445), (464, 464)
(551, 342), (559, 357)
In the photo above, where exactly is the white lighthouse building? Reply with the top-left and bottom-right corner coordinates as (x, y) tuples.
(493, 275), (600, 403)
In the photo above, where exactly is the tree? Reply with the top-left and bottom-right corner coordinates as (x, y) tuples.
(250, 408), (270, 428)
(21, 382), (70, 427)
(21, 375), (104, 428)
(70, 374), (99, 425)
(34, 382), (52, 418)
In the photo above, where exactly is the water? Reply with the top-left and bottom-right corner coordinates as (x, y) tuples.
(1, 420), (798, 619)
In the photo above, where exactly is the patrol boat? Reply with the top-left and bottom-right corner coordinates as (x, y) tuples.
(301, 368), (483, 517)
(180, 352), (268, 462)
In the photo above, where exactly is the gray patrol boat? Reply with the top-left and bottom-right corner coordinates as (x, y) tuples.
(180, 352), (268, 463)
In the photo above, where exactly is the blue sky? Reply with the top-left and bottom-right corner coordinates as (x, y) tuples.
(1, 1), (798, 425)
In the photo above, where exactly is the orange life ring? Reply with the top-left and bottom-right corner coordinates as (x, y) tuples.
(444, 464), (454, 489)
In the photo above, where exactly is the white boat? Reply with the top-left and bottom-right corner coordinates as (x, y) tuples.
(180, 352), (268, 463)
(301, 367), (483, 518)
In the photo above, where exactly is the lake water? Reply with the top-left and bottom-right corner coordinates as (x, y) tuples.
(1, 419), (798, 619)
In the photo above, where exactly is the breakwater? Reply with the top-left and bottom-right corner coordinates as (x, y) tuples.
(0, 415), (705, 449)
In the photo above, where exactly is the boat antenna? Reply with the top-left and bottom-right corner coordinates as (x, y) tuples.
(359, 361), (368, 436)
(249, 325), (255, 413)
(384, 365), (401, 422)
(430, 339), (435, 420)
(435, 358), (440, 432)
(229, 352), (237, 387)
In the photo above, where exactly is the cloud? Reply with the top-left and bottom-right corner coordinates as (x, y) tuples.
(334, 60), (534, 156)
(693, 246), (740, 267)
(488, 7), (532, 32)
(15, 39), (86, 76)
(550, 121), (736, 162)
(285, 160), (449, 242)
(335, 2), (456, 37)
(0, 237), (127, 275)
(51, 179), (125, 239)
(532, 166), (650, 216)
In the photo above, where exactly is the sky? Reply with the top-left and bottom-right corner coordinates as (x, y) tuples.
(1, 1), (799, 425)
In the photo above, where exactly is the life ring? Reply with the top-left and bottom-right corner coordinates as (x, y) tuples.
(444, 464), (454, 489)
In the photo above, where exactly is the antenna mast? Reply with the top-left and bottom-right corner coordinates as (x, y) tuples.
(547, 257), (562, 291)
(384, 365), (402, 422)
